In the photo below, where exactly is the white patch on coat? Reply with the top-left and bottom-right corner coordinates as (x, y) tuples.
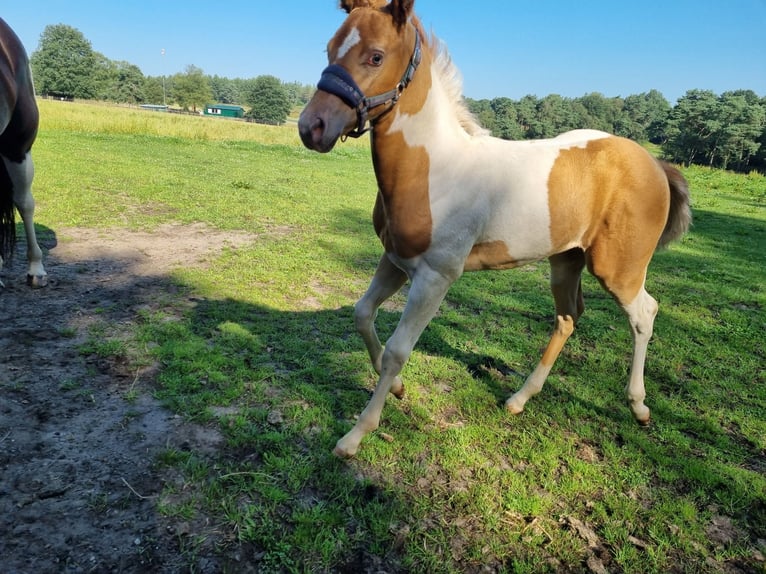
(337, 27), (361, 59)
(386, 72), (616, 266)
(553, 129), (610, 148)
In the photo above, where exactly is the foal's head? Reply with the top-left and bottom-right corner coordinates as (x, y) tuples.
(298, 0), (421, 152)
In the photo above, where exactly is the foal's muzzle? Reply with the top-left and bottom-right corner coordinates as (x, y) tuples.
(317, 64), (371, 137)
(300, 29), (423, 147)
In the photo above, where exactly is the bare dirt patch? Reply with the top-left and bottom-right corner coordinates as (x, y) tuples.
(1, 224), (252, 573)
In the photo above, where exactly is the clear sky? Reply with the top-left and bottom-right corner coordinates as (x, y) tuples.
(3, 1), (765, 104)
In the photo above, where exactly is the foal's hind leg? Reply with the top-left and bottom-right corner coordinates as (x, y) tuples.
(618, 286), (657, 424)
(2, 153), (46, 287)
(354, 254), (408, 397)
(587, 244), (657, 424)
(506, 249), (585, 414)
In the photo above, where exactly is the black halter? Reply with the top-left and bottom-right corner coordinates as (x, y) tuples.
(316, 29), (422, 138)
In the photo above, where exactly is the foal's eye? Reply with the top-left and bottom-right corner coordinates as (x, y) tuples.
(368, 53), (384, 66)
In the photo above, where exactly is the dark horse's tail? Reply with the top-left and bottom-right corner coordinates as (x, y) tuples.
(0, 159), (16, 263)
(657, 161), (692, 248)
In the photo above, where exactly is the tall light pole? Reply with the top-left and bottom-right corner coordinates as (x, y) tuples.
(161, 48), (166, 106)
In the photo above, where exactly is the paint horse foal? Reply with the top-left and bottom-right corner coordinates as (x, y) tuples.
(299, 0), (691, 458)
(0, 17), (46, 287)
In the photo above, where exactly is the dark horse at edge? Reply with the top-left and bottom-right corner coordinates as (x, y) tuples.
(0, 17), (46, 287)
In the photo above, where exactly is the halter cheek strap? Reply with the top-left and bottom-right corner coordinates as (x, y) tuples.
(316, 29), (422, 138)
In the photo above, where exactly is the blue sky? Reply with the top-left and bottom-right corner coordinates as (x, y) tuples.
(4, 1), (765, 103)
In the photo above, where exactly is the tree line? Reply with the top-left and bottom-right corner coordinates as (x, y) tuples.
(29, 24), (313, 125)
(467, 89), (766, 173)
(29, 24), (765, 172)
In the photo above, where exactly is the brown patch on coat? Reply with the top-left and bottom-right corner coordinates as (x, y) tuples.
(547, 137), (669, 303)
(371, 131), (432, 258)
(464, 241), (518, 271)
(328, 3), (435, 260)
(368, 23), (434, 259)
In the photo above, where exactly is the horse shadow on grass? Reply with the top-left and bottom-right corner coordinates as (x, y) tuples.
(319, 205), (766, 529)
(77, 203), (757, 571)
(4, 205), (762, 571)
(147, 206), (766, 568)
(174, 259), (764, 568)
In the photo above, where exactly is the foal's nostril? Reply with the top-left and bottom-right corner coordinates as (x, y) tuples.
(298, 113), (324, 149)
(311, 116), (325, 138)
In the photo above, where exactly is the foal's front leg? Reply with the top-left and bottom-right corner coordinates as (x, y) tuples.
(354, 254), (408, 397)
(335, 262), (454, 458)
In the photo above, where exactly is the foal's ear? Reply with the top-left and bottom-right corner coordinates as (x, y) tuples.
(339, 0), (387, 13)
(339, 0), (413, 18)
(389, 0), (415, 27)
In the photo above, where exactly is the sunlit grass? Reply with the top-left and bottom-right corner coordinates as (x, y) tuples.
(38, 99), (302, 144)
(33, 100), (766, 573)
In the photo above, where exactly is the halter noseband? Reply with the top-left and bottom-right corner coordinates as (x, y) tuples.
(316, 29), (422, 138)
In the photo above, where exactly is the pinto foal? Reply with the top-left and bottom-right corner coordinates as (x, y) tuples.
(299, 0), (691, 458)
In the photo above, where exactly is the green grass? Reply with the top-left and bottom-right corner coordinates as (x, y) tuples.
(32, 100), (766, 572)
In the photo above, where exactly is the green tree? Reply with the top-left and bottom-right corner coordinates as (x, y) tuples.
(283, 81), (315, 107)
(91, 52), (117, 100)
(574, 92), (620, 133)
(715, 90), (765, 171)
(92, 56), (145, 103)
(665, 89), (765, 171)
(489, 97), (522, 139)
(664, 89), (721, 166)
(755, 96), (766, 172)
(618, 91), (670, 142)
(643, 90), (671, 143)
(30, 24), (97, 98)
(466, 98), (496, 134)
(115, 62), (146, 103)
(209, 75), (241, 104)
(535, 94), (577, 138)
(516, 95), (540, 138)
(173, 65), (212, 111)
(143, 76), (169, 105)
(245, 75), (291, 125)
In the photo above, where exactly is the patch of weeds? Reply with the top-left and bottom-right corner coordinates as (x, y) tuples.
(58, 326), (77, 339)
(79, 337), (126, 359)
(87, 492), (111, 515)
(59, 378), (81, 391)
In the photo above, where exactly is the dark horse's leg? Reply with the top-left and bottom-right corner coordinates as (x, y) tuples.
(0, 17), (46, 288)
(1, 153), (46, 286)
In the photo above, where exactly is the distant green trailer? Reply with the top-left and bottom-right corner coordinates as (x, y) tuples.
(204, 104), (245, 118)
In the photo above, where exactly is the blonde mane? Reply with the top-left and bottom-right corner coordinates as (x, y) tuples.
(417, 23), (489, 137)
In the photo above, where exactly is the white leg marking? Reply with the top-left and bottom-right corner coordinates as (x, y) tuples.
(2, 153), (47, 284)
(335, 263), (454, 458)
(622, 289), (658, 424)
(354, 255), (408, 397)
(506, 315), (574, 414)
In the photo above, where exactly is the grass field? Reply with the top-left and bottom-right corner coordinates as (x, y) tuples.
(31, 99), (766, 572)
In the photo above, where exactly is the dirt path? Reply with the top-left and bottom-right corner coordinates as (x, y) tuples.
(1, 224), (253, 573)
